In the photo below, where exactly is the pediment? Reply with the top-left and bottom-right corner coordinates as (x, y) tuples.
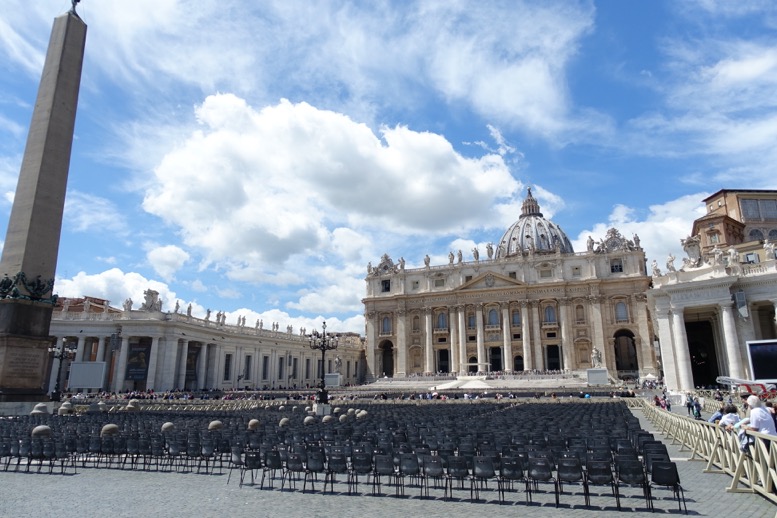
(456, 272), (524, 291)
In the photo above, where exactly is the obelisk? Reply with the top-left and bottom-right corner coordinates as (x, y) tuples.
(0, 6), (87, 400)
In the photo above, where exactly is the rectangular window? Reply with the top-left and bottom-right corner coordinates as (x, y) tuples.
(223, 353), (232, 381)
(761, 199), (777, 220)
(437, 337), (447, 343)
(346, 361), (351, 378)
(381, 280), (391, 292)
(710, 233), (719, 244)
(412, 280), (419, 290)
(305, 358), (311, 379)
(278, 361), (284, 381)
(244, 355), (252, 381)
(467, 315), (475, 328)
(546, 332), (557, 338)
(572, 266), (581, 277)
(328, 359), (332, 374)
(741, 199), (760, 220)
(465, 275), (473, 282)
(540, 269), (552, 278)
(744, 252), (760, 264)
(513, 333), (521, 340)
(508, 272), (517, 279)
(292, 358), (298, 379)
(610, 259), (623, 273)
(262, 356), (270, 380)
(434, 278), (445, 287)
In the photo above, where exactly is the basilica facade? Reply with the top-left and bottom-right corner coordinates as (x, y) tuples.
(363, 190), (658, 381)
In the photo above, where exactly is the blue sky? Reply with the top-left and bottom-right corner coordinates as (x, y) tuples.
(1, 0), (776, 334)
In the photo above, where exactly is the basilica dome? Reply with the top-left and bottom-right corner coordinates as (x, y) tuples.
(496, 188), (574, 258)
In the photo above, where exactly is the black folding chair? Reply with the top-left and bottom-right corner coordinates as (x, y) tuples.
(650, 461), (687, 514)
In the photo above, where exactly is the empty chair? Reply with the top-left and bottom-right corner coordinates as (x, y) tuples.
(348, 452), (373, 495)
(371, 454), (397, 496)
(281, 452), (305, 491)
(303, 450), (326, 492)
(615, 459), (652, 510)
(643, 452), (671, 476)
(555, 457), (589, 507)
(498, 456), (526, 503)
(526, 457), (556, 504)
(471, 455), (501, 503)
(421, 455), (445, 498)
(650, 461), (687, 514)
(444, 455), (470, 501)
(324, 453), (348, 493)
(261, 450), (283, 489)
(396, 452), (421, 497)
(585, 460), (620, 509)
(240, 451), (262, 487)
(226, 446), (244, 485)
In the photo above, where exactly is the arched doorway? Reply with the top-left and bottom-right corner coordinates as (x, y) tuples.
(613, 330), (638, 376)
(468, 356), (478, 374)
(437, 349), (450, 373)
(380, 341), (394, 377)
(513, 355), (524, 371)
(489, 346), (502, 372)
(546, 345), (560, 371)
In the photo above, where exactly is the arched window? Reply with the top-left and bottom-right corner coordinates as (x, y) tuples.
(769, 229), (777, 241)
(512, 310), (521, 326)
(544, 305), (557, 324)
(488, 309), (499, 326)
(750, 229), (764, 241)
(382, 316), (392, 334)
(436, 312), (447, 329)
(615, 302), (629, 323)
(575, 304), (585, 324)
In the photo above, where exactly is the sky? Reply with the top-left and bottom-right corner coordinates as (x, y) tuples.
(1, 0), (776, 335)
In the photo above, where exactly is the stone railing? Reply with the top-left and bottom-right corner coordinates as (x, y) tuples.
(638, 399), (777, 504)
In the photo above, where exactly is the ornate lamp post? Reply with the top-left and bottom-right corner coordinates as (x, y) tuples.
(48, 338), (77, 401)
(308, 321), (338, 405)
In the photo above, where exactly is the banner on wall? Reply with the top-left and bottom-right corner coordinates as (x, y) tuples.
(125, 343), (151, 381)
(186, 348), (199, 381)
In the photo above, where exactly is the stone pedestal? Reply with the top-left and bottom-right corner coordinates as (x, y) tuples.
(0, 337), (52, 401)
(586, 368), (610, 386)
(313, 403), (332, 416)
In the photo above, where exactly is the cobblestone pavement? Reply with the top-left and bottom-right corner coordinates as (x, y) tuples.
(0, 407), (774, 518)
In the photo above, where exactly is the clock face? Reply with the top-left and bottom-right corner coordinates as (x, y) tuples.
(606, 237), (621, 250)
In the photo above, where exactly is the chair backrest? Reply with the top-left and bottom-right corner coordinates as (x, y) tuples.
(399, 453), (420, 475)
(473, 456), (496, 478)
(423, 456), (444, 477)
(446, 455), (470, 478)
(651, 461), (680, 486)
(527, 457), (554, 481)
(373, 454), (395, 475)
(306, 451), (326, 473)
(556, 458), (583, 482)
(244, 451), (261, 469)
(327, 453), (348, 473)
(616, 459), (646, 484)
(351, 452), (372, 474)
(585, 460), (613, 484)
(286, 452), (305, 472)
(264, 450), (283, 469)
(500, 457), (524, 480)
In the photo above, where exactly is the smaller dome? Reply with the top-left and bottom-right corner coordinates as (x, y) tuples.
(496, 188), (574, 258)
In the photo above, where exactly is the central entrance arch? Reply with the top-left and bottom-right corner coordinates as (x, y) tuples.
(437, 349), (450, 373)
(613, 329), (638, 375)
(489, 346), (502, 372)
(379, 341), (394, 377)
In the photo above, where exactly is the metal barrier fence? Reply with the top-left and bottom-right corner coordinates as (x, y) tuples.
(638, 398), (777, 504)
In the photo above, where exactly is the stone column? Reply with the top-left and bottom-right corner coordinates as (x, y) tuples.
(531, 302), (542, 370)
(475, 304), (486, 373)
(501, 305), (512, 372)
(365, 312), (377, 378)
(558, 299), (572, 370)
(396, 310), (407, 377)
(424, 308), (433, 374)
(114, 335), (130, 392)
(145, 336), (160, 391)
(450, 306), (459, 374)
(653, 305), (678, 390)
(198, 343), (209, 390)
(75, 336), (86, 363)
(521, 302), (532, 371)
(457, 306), (467, 374)
(177, 340), (189, 389)
(720, 304), (744, 379)
(48, 336), (62, 394)
(671, 308), (694, 391)
(95, 336), (106, 362)
(634, 294), (654, 374)
(590, 296), (608, 372)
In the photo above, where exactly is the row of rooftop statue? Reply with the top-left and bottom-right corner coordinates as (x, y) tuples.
(653, 236), (776, 277)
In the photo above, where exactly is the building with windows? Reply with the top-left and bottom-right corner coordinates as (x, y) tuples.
(648, 189), (777, 391)
(47, 290), (364, 394)
(363, 189), (657, 381)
